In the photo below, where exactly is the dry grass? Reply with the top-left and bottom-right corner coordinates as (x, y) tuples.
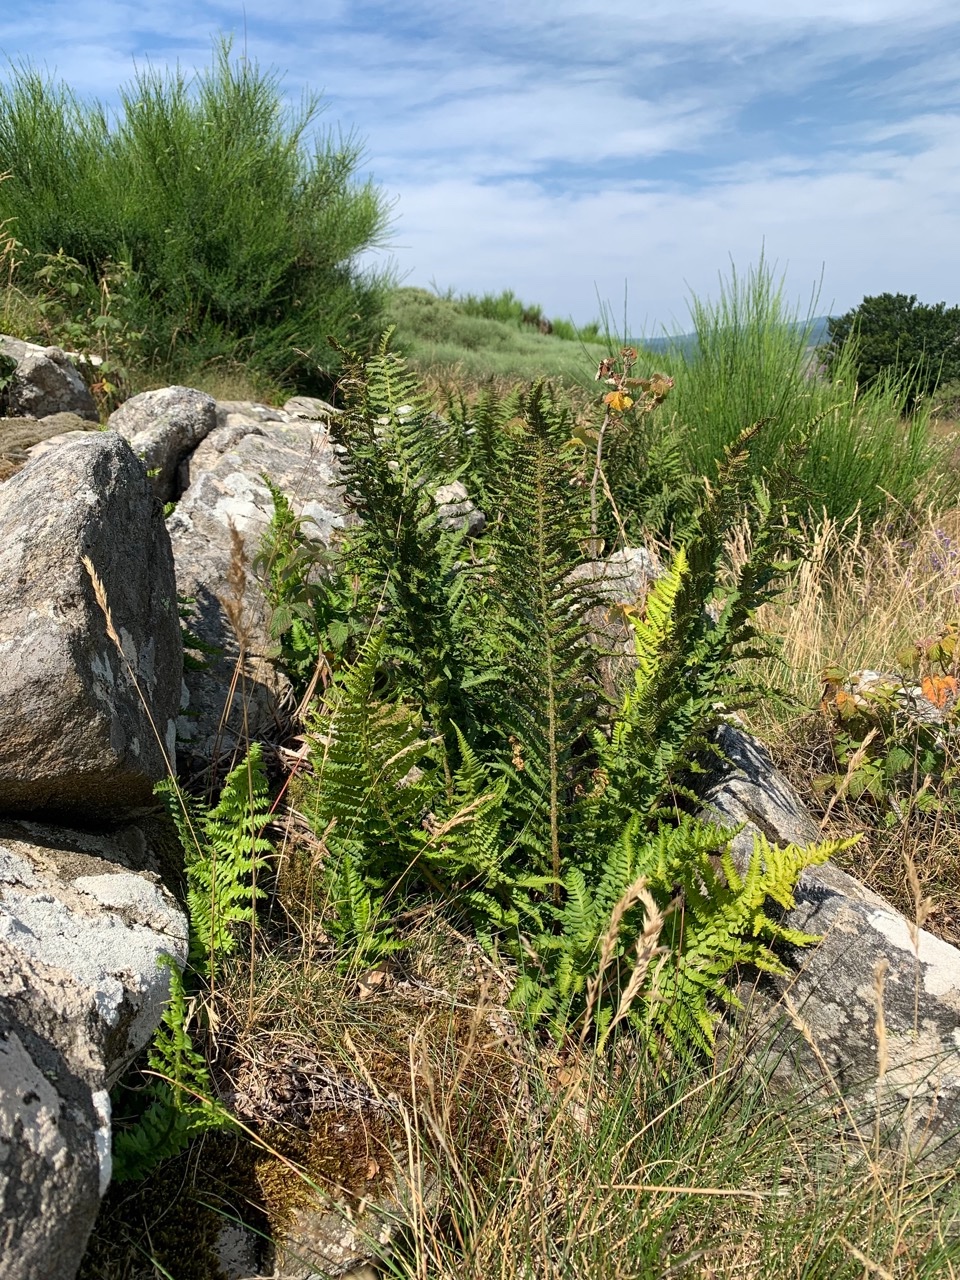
(736, 507), (960, 946)
(198, 880), (960, 1280)
(749, 506), (960, 717)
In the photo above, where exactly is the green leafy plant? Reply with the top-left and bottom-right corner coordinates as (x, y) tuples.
(26, 249), (145, 412)
(818, 638), (960, 818)
(0, 350), (15, 414)
(295, 343), (839, 1061)
(111, 958), (235, 1183)
(256, 478), (363, 695)
(111, 748), (271, 1181)
(159, 744), (271, 973)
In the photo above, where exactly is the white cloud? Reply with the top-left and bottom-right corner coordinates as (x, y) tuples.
(388, 117), (960, 327)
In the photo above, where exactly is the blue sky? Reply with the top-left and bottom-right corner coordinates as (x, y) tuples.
(3, 1), (959, 333)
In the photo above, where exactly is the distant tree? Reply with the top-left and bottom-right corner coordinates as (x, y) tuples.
(822, 293), (960, 405)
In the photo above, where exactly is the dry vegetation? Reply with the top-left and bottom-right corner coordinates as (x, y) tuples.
(741, 507), (960, 947)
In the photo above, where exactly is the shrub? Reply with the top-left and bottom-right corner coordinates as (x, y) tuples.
(822, 292), (960, 407)
(0, 40), (393, 390)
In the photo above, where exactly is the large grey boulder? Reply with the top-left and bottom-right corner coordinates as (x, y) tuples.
(282, 394), (341, 421)
(702, 723), (960, 1165)
(108, 386), (218, 504)
(0, 433), (182, 819)
(0, 336), (98, 423)
(0, 819), (188, 1280)
(167, 402), (348, 774)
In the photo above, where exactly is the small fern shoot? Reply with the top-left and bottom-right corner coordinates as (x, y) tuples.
(158, 745), (271, 977)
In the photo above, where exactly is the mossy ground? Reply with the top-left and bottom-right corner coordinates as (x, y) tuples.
(78, 1133), (267, 1280)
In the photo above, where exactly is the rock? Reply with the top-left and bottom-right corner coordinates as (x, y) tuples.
(701, 722), (819, 856)
(274, 1196), (401, 1278)
(433, 480), (485, 536)
(167, 408), (348, 774)
(215, 400), (296, 430)
(571, 545), (662, 605)
(568, 546), (663, 699)
(272, 1165), (432, 1279)
(701, 722), (960, 1165)
(216, 1220), (265, 1279)
(0, 433), (182, 819)
(26, 429), (100, 465)
(825, 668), (954, 736)
(0, 335), (98, 422)
(282, 395), (341, 421)
(0, 819), (188, 1280)
(108, 386), (218, 504)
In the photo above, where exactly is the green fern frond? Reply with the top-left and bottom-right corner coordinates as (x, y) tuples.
(112, 958), (235, 1182)
(158, 745), (270, 976)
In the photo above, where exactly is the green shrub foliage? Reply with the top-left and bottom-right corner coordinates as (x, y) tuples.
(293, 343), (846, 1060)
(823, 292), (960, 406)
(0, 40), (391, 388)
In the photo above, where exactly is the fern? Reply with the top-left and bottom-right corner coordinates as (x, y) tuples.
(585, 434), (791, 852)
(331, 340), (491, 780)
(445, 381), (524, 512)
(301, 350), (829, 1065)
(518, 815), (852, 1054)
(159, 745), (271, 975)
(112, 749), (272, 1182)
(628, 821), (850, 1057)
(484, 382), (603, 888)
(602, 409), (704, 546)
(112, 958), (235, 1182)
(305, 637), (554, 958)
(255, 477), (363, 692)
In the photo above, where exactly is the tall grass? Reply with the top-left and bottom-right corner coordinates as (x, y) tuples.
(655, 262), (951, 526)
(0, 40), (392, 390)
(385, 286), (611, 383)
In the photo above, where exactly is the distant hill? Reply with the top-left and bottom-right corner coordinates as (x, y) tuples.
(640, 316), (831, 359)
(384, 287), (834, 387)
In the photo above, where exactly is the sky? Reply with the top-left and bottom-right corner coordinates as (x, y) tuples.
(2, 1), (959, 334)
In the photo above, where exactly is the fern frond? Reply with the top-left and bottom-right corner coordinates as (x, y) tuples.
(112, 958), (235, 1182)
(158, 746), (270, 976)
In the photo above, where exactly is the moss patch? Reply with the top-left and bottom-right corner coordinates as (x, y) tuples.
(78, 1134), (268, 1280)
